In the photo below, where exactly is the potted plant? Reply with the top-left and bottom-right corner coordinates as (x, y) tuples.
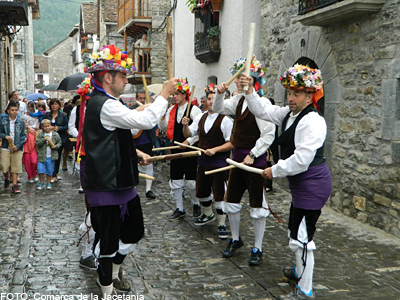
(207, 26), (220, 50)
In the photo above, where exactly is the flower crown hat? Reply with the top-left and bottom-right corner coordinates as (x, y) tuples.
(230, 56), (267, 96)
(280, 64), (324, 109)
(177, 78), (191, 100)
(84, 45), (135, 75)
(280, 64), (323, 92)
(205, 83), (216, 95)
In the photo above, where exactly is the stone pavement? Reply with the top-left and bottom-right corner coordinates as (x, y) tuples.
(1, 160), (400, 299)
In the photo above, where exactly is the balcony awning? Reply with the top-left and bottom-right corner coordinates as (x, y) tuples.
(0, 0), (29, 26)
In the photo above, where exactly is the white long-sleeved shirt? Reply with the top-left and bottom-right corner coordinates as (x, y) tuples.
(188, 111), (233, 143)
(159, 102), (202, 145)
(212, 92), (275, 157)
(101, 95), (168, 131)
(245, 92), (327, 178)
(68, 106), (78, 138)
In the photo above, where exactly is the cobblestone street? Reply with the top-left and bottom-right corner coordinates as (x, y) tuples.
(1, 160), (400, 299)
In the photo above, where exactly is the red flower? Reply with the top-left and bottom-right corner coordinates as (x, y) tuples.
(121, 53), (128, 60)
(84, 67), (87, 72)
(108, 45), (116, 55)
(178, 86), (183, 91)
(116, 60), (122, 65)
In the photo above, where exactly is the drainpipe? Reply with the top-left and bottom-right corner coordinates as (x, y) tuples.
(10, 34), (17, 91)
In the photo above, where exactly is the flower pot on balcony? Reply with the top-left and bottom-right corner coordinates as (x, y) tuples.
(209, 36), (220, 51)
(211, 0), (223, 11)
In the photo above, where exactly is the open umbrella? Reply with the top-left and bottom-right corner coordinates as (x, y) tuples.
(26, 93), (48, 101)
(58, 73), (89, 92)
(42, 83), (60, 91)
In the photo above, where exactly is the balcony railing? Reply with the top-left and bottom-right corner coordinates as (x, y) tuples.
(132, 47), (151, 74)
(117, 0), (150, 30)
(195, 36), (221, 64)
(0, 0), (28, 26)
(299, 0), (343, 15)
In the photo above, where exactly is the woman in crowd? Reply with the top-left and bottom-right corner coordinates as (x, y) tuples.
(43, 99), (69, 183)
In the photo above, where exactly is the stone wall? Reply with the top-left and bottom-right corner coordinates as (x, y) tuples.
(15, 6), (35, 93)
(47, 38), (74, 85)
(148, 0), (170, 85)
(260, 0), (400, 237)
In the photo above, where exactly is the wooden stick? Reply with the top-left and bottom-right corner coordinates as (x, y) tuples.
(139, 173), (154, 180)
(226, 54), (255, 86)
(152, 145), (180, 151)
(136, 100), (143, 106)
(173, 141), (206, 153)
(186, 85), (196, 117)
(47, 138), (55, 148)
(226, 158), (263, 175)
(142, 75), (150, 104)
(147, 150), (201, 163)
(204, 165), (236, 175)
(243, 23), (256, 92)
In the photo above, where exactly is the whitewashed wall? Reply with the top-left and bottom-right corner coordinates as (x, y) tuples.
(172, 0), (262, 100)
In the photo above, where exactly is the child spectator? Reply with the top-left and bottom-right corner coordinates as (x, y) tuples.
(23, 119), (38, 183)
(0, 100), (27, 193)
(29, 102), (46, 124)
(36, 119), (61, 190)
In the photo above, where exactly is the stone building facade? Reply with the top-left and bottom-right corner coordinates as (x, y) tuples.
(147, 0), (171, 85)
(260, 0), (400, 237)
(43, 37), (74, 100)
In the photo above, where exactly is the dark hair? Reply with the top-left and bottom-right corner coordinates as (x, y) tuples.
(72, 95), (80, 105)
(137, 90), (146, 95)
(269, 98), (275, 105)
(5, 100), (19, 114)
(50, 99), (62, 111)
(95, 70), (118, 85)
(37, 102), (46, 110)
(27, 101), (36, 111)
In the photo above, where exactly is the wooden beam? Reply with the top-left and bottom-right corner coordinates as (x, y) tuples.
(166, 16), (173, 80)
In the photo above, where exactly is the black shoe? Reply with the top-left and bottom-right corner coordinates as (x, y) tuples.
(248, 247), (262, 266)
(217, 225), (228, 239)
(168, 208), (186, 220)
(146, 190), (156, 199)
(282, 266), (300, 283)
(79, 255), (96, 271)
(4, 179), (10, 190)
(12, 184), (21, 194)
(193, 204), (201, 218)
(222, 237), (244, 258)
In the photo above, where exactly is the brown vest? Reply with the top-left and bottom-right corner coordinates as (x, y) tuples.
(198, 113), (226, 149)
(230, 96), (260, 148)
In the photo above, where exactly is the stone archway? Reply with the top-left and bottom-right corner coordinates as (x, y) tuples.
(274, 26), (342, 168)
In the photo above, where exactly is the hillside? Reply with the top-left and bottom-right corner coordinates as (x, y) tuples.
(33, 0), (96, 55)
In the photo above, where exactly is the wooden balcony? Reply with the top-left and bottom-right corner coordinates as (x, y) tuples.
(117, 0), (151, 37)
(0, 0), (29, 26)
(127, 47), (152, 85)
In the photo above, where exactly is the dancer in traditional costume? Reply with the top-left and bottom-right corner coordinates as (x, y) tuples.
(181, 83), (233, 238)
(159, 79), (202, 220)
(84, 44), (177, 297)
(214, 57), (276, 266)
(245, 64), (331, 299)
